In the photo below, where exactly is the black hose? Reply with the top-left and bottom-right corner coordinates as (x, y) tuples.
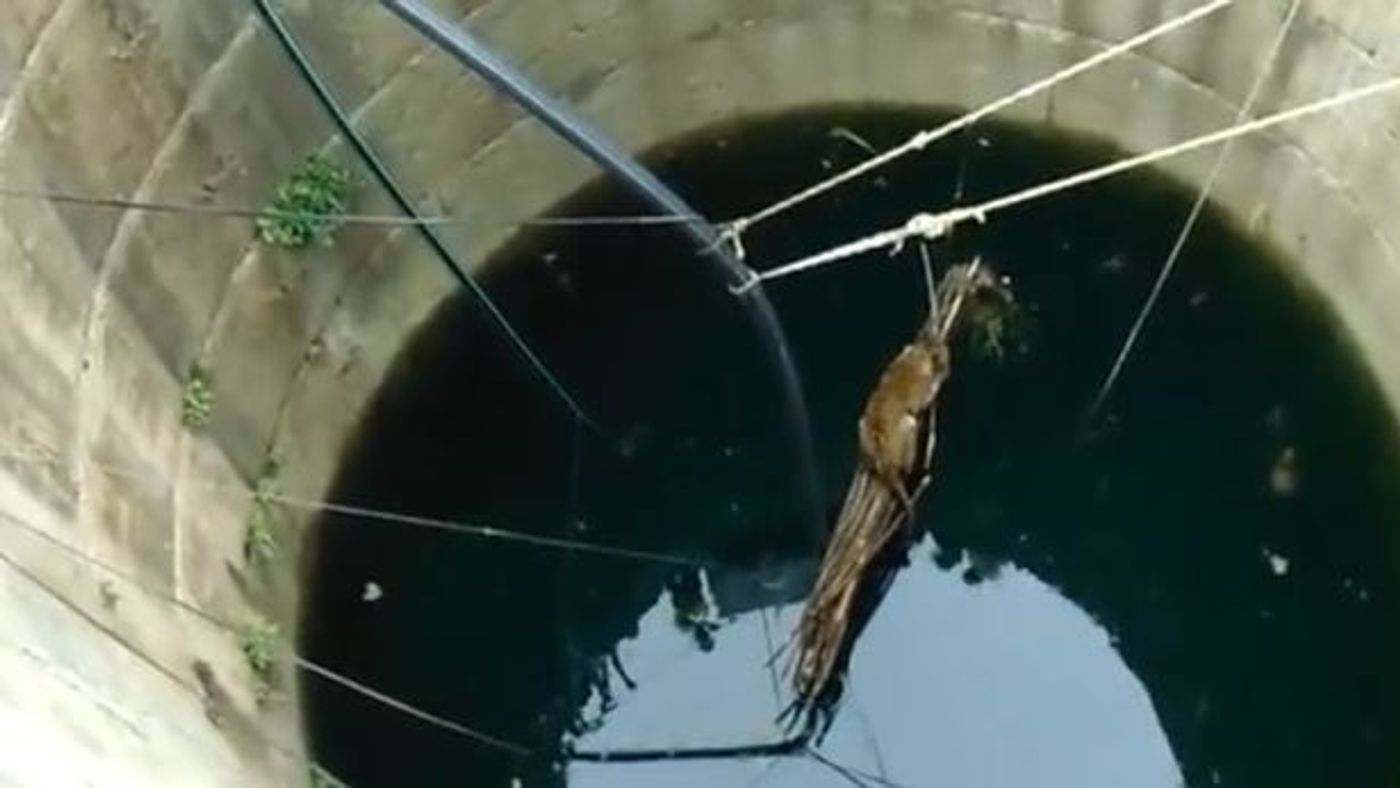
(566, 733), (809, 763)
(248, 0), (603, 435)
(378, 0), (826, 545)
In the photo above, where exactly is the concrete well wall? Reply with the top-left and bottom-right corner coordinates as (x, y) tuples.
(0, 0), (1396, 783)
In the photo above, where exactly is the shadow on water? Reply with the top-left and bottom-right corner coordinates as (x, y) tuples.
(302, 105), (1400, 787)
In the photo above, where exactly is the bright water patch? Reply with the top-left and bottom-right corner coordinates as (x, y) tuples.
(570, 539), (1180, 787)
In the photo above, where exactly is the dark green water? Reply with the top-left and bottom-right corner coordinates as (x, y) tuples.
(302, 106), (1400, 787)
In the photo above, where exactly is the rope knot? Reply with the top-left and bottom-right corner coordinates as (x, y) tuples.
(728, 262), (763, 296)
(904, 212), (951, 241)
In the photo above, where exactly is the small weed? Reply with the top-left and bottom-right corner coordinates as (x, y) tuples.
(182, 367), (215, 428)
(243, 452), (283, 564)
(259, 450), (284, 482)
(243, 505), (277, 563)
(240, 617), (279, 704)
(256, 154), (353, 249)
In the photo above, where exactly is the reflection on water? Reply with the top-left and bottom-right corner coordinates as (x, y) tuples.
(571, 540), (1181, 787)
(303, 105), (1400, 787)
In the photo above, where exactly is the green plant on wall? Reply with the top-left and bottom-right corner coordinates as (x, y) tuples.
(182, 366), (215, 428)
(256, 154), (353, 249)
(240, 616), (279, 704)
(244, 504), (277, 564)
(243, 452), (283, 564)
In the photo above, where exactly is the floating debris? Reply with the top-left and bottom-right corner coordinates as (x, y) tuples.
(617, 423), (655, 459)
(1100, 253), (1128, 274)
(1263, 550), (1290, 576)
(829, 126), (877, 155)
(362, 581), (384, 603)
(1270, 447), (1300, 497)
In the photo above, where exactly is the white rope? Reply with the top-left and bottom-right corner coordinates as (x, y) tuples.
(1090, 0), (1305, 414)
(0, 445), (708, 568)
(0, 183), (700, 229)
(720, 0), (1237, 250)
(268, 494), (704, 567)
(295, 657), (531, 755)
(740, 73), (1400, 290)
(0, 504), (532, 758)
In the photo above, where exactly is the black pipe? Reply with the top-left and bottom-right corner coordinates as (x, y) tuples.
(566, 733), (808, 763)
(378, 0), (826, 544)
(248, 0), (602, 434)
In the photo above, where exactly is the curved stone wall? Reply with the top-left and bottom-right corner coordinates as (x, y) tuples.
(0, 0), (1396, 781)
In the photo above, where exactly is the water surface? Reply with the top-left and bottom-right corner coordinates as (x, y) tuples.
(303, 105), (1400, 787)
